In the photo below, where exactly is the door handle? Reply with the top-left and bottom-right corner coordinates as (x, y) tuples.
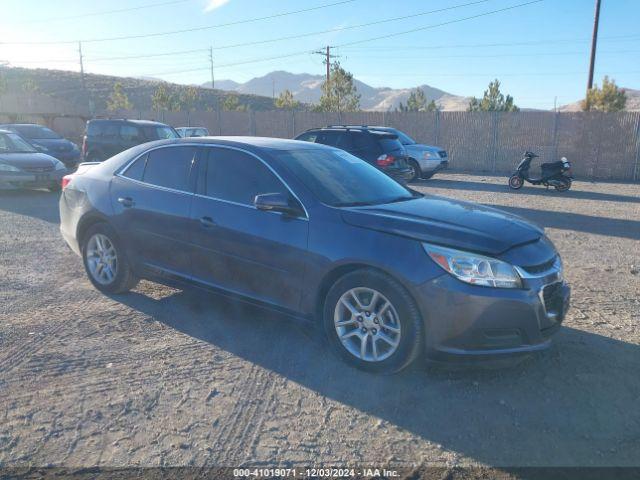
(117, 196), (135, 208)
(199, 216), (216, 228)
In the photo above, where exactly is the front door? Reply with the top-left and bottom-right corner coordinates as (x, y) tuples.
(189, 146), (309, 311)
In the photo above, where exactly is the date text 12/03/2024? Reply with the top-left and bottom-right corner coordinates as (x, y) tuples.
(233, 468), (400, 478)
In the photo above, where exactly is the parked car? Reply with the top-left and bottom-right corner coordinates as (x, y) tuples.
(295, 126), (412, 182)
(364, 126), (448, 181)
(0, 129), (67, 191)
(0, 123), (81, 170)
(175, 127), (209, 138)
(82, 119), (179, 162)
(60, 137), (570, 374)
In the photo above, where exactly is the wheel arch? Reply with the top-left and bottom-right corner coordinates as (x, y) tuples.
(76, 213), (113, 249)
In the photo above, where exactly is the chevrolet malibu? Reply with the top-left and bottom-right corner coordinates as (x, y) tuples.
(59, 137), (570, 373)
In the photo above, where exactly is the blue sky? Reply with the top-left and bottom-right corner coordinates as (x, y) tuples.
(0, 0), (638, 109)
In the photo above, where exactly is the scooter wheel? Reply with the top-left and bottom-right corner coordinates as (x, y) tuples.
(509, 175), (524, 189)
(555, 178), (572, 191)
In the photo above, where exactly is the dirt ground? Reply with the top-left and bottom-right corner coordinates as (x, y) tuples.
(0, 173), (639, 472)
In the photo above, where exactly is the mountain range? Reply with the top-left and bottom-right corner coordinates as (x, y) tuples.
(206, 70), (472, 111)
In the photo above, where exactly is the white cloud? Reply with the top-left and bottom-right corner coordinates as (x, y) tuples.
(205, 0), (231, 12)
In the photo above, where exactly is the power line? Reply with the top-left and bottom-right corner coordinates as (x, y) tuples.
(341, 49), (640, 60)
(87, 48), (210, 62)
(207, 0), (492, 51)
(0, 0), (358, 45)
(14, 0), (189, 24)
(333, 0), (545, 48)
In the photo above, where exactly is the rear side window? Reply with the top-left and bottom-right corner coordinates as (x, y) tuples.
(120, 125), (142, 142)
(377, 137), (403, 152)
(296, 132), (319, 143)
(142, 147), (196, 192)
(352, 132), (375, 152)
(334, 133), (354, 150)
(122, 154), (147, 181)
(205, 147), (286, 205)
(102, 124), (120, 140)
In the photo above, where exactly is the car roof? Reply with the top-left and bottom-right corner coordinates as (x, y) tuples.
(304, 127), (398, 139)
(88, 119), (170, 126)
(139, 136), (332, 152)
(0, 123), (44, 128)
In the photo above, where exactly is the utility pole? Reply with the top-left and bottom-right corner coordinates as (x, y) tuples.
(325, 46), (331, 86)
(209, 46), (215, 90)
(78, 41), (86, 90)
(585, 0), (602, 110)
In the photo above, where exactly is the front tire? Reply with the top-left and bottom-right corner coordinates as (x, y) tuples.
(509, 174), (524, 189)
(408, 159), (421, 182)
(323, 269), (424, 374)
(82, 223), (138, 294)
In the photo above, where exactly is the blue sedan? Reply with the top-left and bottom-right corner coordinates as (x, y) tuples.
(59, 137), (569, 373)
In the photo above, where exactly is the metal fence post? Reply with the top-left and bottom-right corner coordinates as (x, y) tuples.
(633, 112), (640, 182)
(552, 112), (559, 161)
(217, 108), (222, 135)
(491, 112), (499, 173)
(292, 110), (296, 137)
(435, 109), (440, 146)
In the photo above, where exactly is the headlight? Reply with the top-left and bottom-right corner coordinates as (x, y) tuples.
(423, 243), (522, 289)
(54, 161), (66, 171)
(423, 151), (439, 160)
(0, 162), (20, 172)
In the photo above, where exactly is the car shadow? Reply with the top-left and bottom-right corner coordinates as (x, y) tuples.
(415, 177), (640, 204)
(0, 189), (60, 224)
(487, 205), (640, 240)
(112, 287), (640, 467)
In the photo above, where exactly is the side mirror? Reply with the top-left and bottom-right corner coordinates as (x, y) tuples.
(254, 192), (303, 218)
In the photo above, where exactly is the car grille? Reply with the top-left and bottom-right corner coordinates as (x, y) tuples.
(542, 282), (564, 313)
(521, 256), (557, 275)
(22, 166), (54, 173)
(438, 150), (448, 158)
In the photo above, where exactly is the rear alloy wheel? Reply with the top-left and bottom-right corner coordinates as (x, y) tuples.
(509, 174), (524, 189)
(82, 224), (138, 294)
(323, 269), (423, 374)
(408, 159), (421, 182)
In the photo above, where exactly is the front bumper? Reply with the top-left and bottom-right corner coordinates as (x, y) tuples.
(414, 273), (570, 362)
(0, 170), (66, 189)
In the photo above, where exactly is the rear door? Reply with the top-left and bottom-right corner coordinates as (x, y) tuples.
(110, 145), (198, 279)
(189, 146), (309, 311)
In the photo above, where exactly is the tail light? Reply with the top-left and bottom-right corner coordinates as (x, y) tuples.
(61, 174), (74, 190)
(82, 136), (87, 158)
(376, 154), (395, 167)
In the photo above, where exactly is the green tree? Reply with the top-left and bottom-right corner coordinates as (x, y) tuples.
(317, 61), (360, 113)
(583, 76), (627, 112)
(22, 78), (39, 94)
(176, 86), (201, 111)
(107, 82), (132, 111)
(397, 89), (439, 112)
(275, 89), (300, 110)
(468, 79), (519, 112)
(151, 83), (174, 111)
(221, 94), (246, 111)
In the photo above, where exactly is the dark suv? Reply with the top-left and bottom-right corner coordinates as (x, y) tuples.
(82, 119), (179, 162)
(295, 126), (412, 181)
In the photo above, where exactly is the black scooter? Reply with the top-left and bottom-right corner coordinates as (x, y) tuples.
(509, 151), (572, 191)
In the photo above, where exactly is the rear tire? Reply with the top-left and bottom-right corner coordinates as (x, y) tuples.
(509, 174), (524, 189)
(82, 223), (138, 294)
(323, 269), (424, 374)
(555, 178), (572, 191)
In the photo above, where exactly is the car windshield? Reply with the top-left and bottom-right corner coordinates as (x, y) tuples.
(14, 125), (61, 140)
(394, 130), (416, 145)
(274, 148), (419, 207)
(0, 133), (38, 153)
(144, 126), (179, 140)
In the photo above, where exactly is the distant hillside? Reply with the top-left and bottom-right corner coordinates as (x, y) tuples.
(205, 70), (471, 111)
(559, 88), (640, 112)
(0, 67), (277, 112)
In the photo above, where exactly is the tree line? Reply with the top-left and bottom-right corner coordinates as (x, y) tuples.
(101, 65), (628, 114)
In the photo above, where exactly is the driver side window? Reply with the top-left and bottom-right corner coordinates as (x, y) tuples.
(204, 147), (287, 206)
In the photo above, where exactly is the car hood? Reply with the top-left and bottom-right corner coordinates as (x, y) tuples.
(340, 195), (543, 255)
(0, 152), (59, 169)
(30, 138), (76, 152)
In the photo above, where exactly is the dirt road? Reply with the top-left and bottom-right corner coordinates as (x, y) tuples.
(1, 174), (639, 470)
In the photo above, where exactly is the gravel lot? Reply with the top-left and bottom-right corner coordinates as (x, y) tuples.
(1, 173), (639, 472)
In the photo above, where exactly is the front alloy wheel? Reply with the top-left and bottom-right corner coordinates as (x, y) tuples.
(334, 287), (402, 362)
(323, 269), (423, 374)
(408, 160), (421, 182)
